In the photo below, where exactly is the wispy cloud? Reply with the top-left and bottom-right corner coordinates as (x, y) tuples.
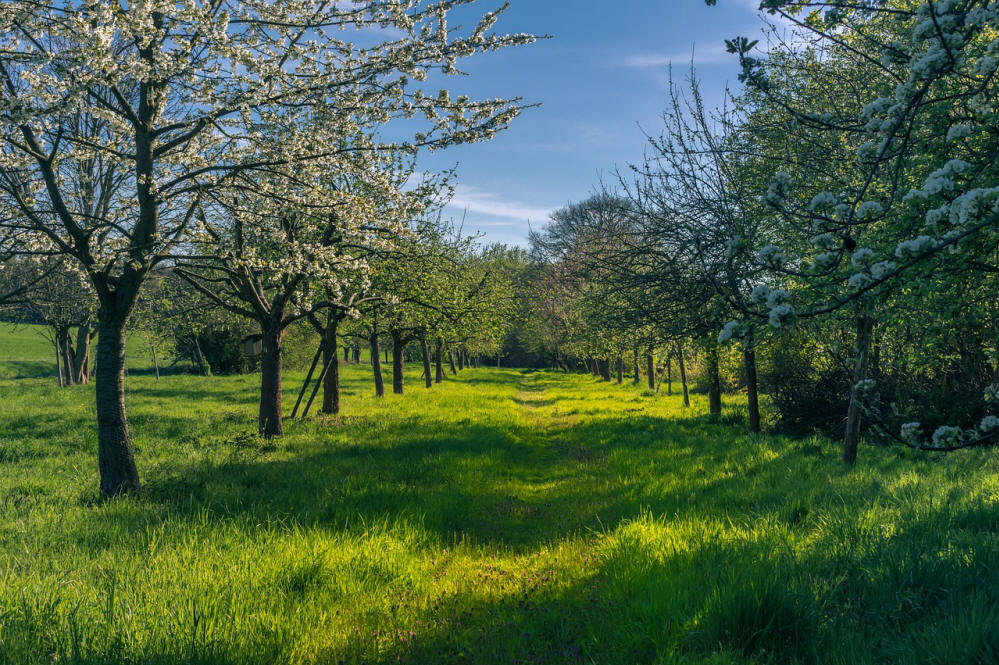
(446, 185), (553, 224)
(622, 43), (734, 69)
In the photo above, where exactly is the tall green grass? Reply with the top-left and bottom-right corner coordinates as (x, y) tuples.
(1, 345), (998, 663)
(0, 322), (157, 379)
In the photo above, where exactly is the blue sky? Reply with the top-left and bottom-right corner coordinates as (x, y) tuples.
(418, 0), (777, 246)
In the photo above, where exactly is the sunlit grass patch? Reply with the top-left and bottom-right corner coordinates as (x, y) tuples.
(2, 362), (999, 663)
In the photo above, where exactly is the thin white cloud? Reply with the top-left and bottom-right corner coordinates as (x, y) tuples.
(447, 185), (553, 223)
(622, 43), (733, 69)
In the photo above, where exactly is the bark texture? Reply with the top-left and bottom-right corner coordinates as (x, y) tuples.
(391, 330), (405, 394)
(258, 323), (284, 436)
(321, 317), (340, 415)
(95, 313), (140, 496)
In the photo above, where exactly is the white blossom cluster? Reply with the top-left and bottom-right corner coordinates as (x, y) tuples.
(0, 0), (534, 310)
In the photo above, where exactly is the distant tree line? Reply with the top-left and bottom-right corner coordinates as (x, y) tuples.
(521, 0), (999, 461)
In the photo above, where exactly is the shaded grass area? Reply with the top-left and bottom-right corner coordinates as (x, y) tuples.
(0, 322), (160, 380)
(2, 359), (999, 664)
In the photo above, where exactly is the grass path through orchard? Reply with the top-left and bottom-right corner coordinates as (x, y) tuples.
(2, 358), (999, 663)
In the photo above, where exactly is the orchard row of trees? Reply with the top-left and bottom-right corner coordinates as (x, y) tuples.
(0, 0), (536, 496)
(2, 225), (521, 402)
(524, 0), (999, 462)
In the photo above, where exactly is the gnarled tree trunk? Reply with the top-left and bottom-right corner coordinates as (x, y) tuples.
(95, 310), (140, 496)
(73, 324), (93, 384)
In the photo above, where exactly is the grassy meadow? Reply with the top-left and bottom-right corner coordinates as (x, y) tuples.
(2, 327), (999, 664)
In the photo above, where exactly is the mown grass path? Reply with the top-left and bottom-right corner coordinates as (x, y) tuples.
(2, 364), (999, 664)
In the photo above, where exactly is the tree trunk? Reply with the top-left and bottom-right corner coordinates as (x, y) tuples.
(192, 334), (211, 376)
(321, 317), (340, 415)
(54, 334), (64, 387)
(646, 352), (655, 390)
(73, 325), (93, 384)
(391, 330), (405, 394)
(633, 348), (640, 384)
(57, 327), (75, 387)
(666, 356), (672, 395)
(370, 328), (385, 397)
(458, 351), (465, 371)
(707, 342), (722, 417)
(420, 336), (433, 388)
(843, 313), (874, 464)
(677, 345), (690, 407)
(151, 341), (160, 381)
(448, 349), (457, 375)
(95, 312), (140, 496)
(744, 345), (760, 434)
(616, 354), (623, 384)
(66, 333), (77, 384)
(435, 339), (445, 384)
(258, 323), (284, 436)
(353, 345), (360, 364)
(600, 358), (611, 382)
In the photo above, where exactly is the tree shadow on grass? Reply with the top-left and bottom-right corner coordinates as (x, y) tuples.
(0, 359), (55, 379)
(58, 410), (805, 555)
